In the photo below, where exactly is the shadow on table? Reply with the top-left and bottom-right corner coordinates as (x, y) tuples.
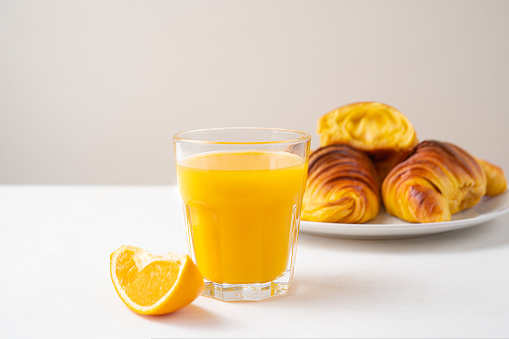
(264, 270), (408, 309)
(138, 304), (222, 327)
(298, 218), (509, 254)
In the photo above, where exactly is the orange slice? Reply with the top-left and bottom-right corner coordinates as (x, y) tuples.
(110, 245), (204, 315)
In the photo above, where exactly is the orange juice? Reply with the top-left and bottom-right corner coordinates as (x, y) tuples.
(177, 150), (307, 284)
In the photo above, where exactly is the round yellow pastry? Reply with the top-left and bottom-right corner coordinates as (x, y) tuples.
(317, 102), (418, 152)
(317, 102), (418, 180)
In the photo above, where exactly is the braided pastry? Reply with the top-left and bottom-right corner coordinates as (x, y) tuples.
(301, 144), (380, 223)
(382, 140), (488, 223)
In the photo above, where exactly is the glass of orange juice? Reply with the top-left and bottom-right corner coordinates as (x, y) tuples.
(173, 127), (311, 301)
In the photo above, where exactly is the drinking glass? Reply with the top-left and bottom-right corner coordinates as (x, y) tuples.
(174, 127), (311, 301)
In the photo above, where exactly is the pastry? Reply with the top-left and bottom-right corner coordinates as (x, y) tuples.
(317, 102), (418, 180)
(301, 144), (380, 223)
(477, 159), (507, 196)
(382, 140), (488, 223)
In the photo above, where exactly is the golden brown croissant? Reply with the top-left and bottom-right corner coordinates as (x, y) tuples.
(477, 159), (507, 196)
(301, 144), (380, 223)
(317, 102), (418, 180)
(382, 140), (488, 223)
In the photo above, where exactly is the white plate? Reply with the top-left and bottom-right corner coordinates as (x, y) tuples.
(299, 191), (509, 239)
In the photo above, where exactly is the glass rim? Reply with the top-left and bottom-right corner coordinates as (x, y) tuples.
(173, 127), (312, 145)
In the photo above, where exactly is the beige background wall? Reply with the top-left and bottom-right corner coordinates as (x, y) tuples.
(1, 0), (508, 184)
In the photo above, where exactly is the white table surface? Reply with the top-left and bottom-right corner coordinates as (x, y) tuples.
(1, 185), (509, 338)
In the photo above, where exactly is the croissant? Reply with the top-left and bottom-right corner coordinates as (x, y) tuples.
(477, 159), (507, 196)
(382, 140), (489, 223)
(301, 144), (380, 223)
(317, 102), (418, 180)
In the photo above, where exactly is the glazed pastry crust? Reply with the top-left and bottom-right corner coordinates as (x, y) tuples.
(477, 159), (507, 196)
(301, 144), (380, 224)
(382, 140), (487, 223)
(317, 102), (418, 180)
(317, 102), (418, 152)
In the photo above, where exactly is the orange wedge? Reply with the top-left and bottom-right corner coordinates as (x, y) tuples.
(110, 245), (204, 315)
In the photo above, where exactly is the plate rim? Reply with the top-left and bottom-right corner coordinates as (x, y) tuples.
(299, 191), (509, 237)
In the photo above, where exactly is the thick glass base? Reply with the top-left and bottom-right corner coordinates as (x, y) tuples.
(202, 279), (290, 301)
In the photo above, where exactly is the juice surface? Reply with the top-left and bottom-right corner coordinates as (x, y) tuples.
(177, 150), (307, 284)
